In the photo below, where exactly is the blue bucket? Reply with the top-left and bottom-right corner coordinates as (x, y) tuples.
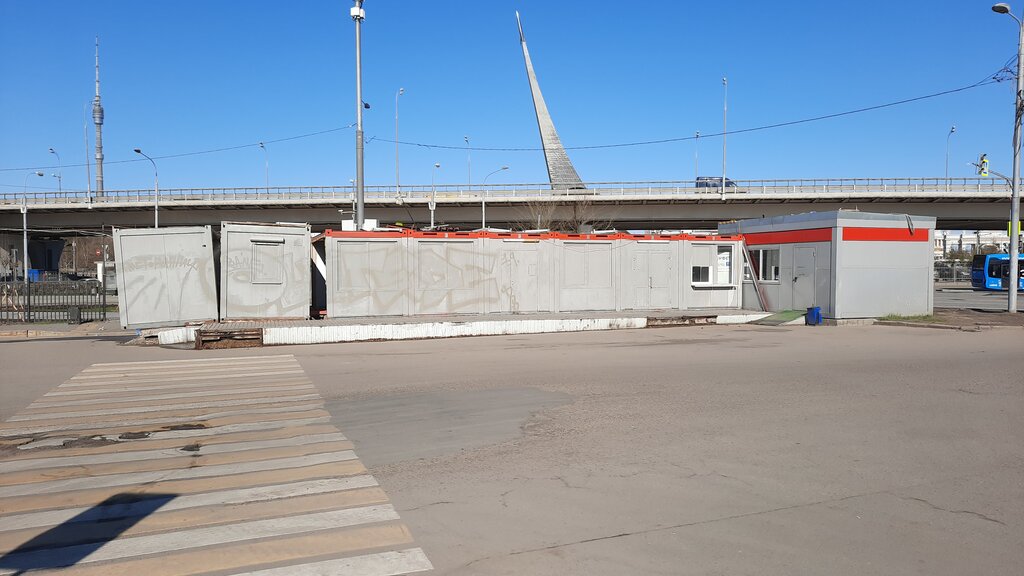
(805, 307), (822, 326)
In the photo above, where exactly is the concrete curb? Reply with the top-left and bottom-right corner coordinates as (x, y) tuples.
(148, 312), (780, 347)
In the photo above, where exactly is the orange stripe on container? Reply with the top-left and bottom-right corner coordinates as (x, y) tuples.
(742, 228), (833, 245)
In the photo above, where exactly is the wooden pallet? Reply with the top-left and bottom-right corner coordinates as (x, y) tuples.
(194, 327), (264, 350)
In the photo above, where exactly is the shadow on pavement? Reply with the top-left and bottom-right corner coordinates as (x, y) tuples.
(0, 492), (175, 574)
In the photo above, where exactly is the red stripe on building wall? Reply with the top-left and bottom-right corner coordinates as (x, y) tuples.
(742, 228), (833, 245)
(841, 227), (930, 242)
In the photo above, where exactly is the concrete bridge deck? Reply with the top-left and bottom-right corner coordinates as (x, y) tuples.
(0, 178), (1012, 230)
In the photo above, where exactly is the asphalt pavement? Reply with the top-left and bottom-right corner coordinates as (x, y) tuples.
(1, 323), (1021, 575)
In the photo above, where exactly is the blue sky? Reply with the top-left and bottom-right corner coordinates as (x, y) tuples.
(0, 1), (1020, 192)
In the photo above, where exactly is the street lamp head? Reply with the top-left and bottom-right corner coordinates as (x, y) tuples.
(133, 148), (142, 154)
(434, 163), (441, 168)
(463, 136), (469, 144)
(951, 125), (957, 134)
(34, 171), (43, 177)
(398, 87), (405, 95)
(48, 147), (55, 154)
(993, 3), (1011, 14)
(258, 141), (265, 149)
(501, 166), (509, 170)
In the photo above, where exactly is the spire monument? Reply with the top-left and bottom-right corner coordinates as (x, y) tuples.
(516, 11), (585, 190)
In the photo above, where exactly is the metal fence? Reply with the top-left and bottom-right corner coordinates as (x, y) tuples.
(934, 260), (973, 283)
(0, 280), (107, 324)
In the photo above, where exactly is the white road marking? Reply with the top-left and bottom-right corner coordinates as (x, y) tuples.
(0, 450), (358, 498)
(29, 384), (318, 409)
(10, 394), (322, 421)
(0, 505), (401, 576)
(0, 432), (348, 473)
(15, 416), (332, 450)
(60, 369), (305, 388)
(41, 377), (313, 397)
(83, 354), (297, 369)
(0, 403), (325, 437)
(230, 548), (433, 576)
(0, 476), (379, 532)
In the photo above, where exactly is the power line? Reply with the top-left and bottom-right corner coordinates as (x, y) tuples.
(380, 78), (1002, 152)
(0, 124), (357, 173)
(0, 74), (1006, 173)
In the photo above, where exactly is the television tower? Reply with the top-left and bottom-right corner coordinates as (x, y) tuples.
(93, 37), (105, 197)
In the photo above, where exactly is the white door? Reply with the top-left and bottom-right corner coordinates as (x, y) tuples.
(792, 246), (816, 310)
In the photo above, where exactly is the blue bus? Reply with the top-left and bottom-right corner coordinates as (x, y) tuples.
(971, 254), (1024, 290)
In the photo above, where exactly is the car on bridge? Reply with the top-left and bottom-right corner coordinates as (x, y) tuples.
(695, 176), (737, 188)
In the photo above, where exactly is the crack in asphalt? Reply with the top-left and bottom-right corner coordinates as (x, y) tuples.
(893, 494), (1006, 526)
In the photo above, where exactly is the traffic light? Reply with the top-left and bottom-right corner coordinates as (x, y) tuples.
(979, 154), (990, 176)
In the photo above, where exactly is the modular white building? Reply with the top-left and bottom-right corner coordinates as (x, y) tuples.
(719, 211), (936, 319)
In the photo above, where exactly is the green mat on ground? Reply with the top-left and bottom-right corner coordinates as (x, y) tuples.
(752, 310), (806, 326)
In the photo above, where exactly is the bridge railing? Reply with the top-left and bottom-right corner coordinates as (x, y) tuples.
(0, 177), (1011, 206)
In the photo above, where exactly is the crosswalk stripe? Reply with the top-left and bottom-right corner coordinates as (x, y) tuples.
(0, 487), (391, 553)
(12, 394), (322, 421)
(0, 432), (349, 473)
(83, 354), (297, 369)
(60, 369), (305, 388)
(0, 405), (328, 437)
(41, 377), (313, 397)
(0, 450), (358, 498)
(0, 441), (354, 487)
(0, 460), (366, 516)
(0, 476), (379, 532)
(0, 354), (430, 575)
(234, 548), (433, 576)
(0, 505), (399, 575)
(25, 523), (416, 576)
(28, 384), (318, 409)
(6, 423), (341, 459)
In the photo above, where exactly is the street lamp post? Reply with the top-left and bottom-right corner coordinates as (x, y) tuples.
(481, 166), (509, 229)
(464, 136), (472, 189)
(258, 142), (269, 191)
(48, 148), (62, 194)
(945, 125), (956, 191)
(133, 148), (160, 228)
(694, 131), (700, 182)
(992, 2), (1022, 313)
(351, 0), (367, 228)
(395, 87), (404, 199)
(430, 163), (440, 229)
(722, 77), (728, 191)
(22, 171), (43, 290)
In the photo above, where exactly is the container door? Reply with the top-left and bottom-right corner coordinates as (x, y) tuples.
(507, 249), (539, 313)
(792, 246), (816, 310)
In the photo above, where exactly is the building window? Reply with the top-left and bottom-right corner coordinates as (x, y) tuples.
(692, 266), (710, 283)
(716, 246), (733, 284)
(252, 240), (284, 284)
(747, 248), (780, 282)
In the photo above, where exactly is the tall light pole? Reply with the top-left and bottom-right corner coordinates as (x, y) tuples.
(430, 162), (441, 229)
(992, 2), (1022, 313)
(464, 135), (472, 189)
(722, 77), (728, 191)
(22, 171), (43, 289)
(482, 165), (509, 229)
(258, 142), (269, 191)
(48, 148), (62, 194)
(133, 148), (160, 228)
(945, 125), (956, 191)
(694, 131), (700, 182)
(395, 87), (404, 199)
(351, 0), (366, 228)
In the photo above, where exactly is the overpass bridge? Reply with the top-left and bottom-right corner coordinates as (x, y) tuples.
(0, 178), (1014, 232)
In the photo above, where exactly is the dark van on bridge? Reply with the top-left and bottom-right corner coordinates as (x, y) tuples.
(695, 176), (737, 188)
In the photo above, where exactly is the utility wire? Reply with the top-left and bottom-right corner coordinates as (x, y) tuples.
(0, 124), (356, 173)
(0, 72), (1008, 172)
